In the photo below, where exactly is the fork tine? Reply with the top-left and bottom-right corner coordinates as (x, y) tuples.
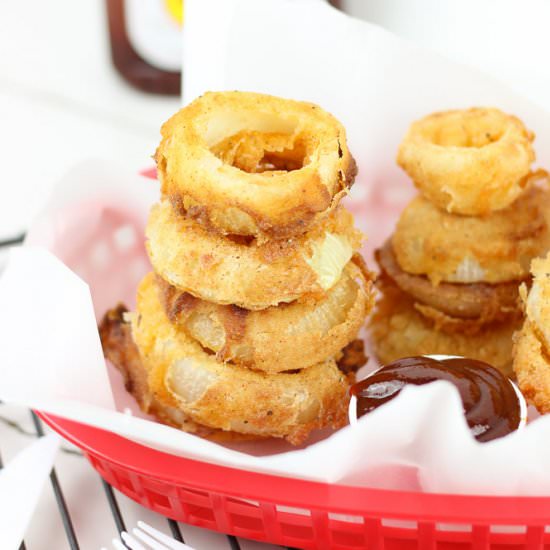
(132, 528), (168, 550)
(137, 522), (194, 550)
(112, 538), (128, 550)
(121, 531), (148, 550)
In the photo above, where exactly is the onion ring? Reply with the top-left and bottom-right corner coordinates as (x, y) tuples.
(392, 181), (549, 284)
(155, 91), (356, 241)
(147, 200), (362, 310)
(525, 253), (550, 351)
(156, 259), (374, 373)
(512, 253), (550, 413)
(413, 302), (521, 337)
(513, 320), (550, 414)
(131, 273), (350, 444)
(369, 277), (520, 377)
(98, 304), (257, 442)
(397, 108), (535, 215)
(376, 240), (522, 322)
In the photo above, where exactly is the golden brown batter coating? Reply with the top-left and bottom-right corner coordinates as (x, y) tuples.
(397, 107), (535, 215)
(156, 91), (356, 242)
(525, 254), (550, 349)
(131, 273), (351, 445)
(513, 320), (550, 413)
(370, 277), (521, 377)
(392, 181), (550, 285)
(147, 200), (363, 310)
(513, 252), (550, 412)
(376, 240), (522, 323)
(156, 258), (374, 373)
(98, 304), (257, 442)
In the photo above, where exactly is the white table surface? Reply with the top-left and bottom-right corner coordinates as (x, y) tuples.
(0, 2), (281, 549)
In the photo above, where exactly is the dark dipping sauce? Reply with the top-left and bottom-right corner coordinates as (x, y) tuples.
(351, 356), (521, 442)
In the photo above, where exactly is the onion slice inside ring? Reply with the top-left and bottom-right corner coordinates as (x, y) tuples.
(146, 200), (363, 310)
(156, 259), (375, 373)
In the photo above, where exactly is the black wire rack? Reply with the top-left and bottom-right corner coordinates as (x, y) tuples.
(12, 410), (248, 550)
(0, 235), (296, 550)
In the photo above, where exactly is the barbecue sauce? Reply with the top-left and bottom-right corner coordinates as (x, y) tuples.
(351, 356), (521, 442)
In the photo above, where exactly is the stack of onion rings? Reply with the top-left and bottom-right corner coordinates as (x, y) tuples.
(99, 91), (372, 444)
(371, 107), (546, 375)
(131, 274), (351, 445)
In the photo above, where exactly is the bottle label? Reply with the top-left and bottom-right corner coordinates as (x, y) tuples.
(124, 0), (183, 72)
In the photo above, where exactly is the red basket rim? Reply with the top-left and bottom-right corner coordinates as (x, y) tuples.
(40, 411), (550, 525)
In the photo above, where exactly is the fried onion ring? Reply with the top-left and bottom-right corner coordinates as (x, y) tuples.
(513, 320), (550, 414)
(413, 302), (521, 337)
(369, 277), (521, 377)
(131, 273), (350, 444)
(156, 91), (356, 241)
(392, 181), (550, 284)
(147, 200), (362, 310)
(156, 259), (374, 373)
(376, 240), (521, 323)
(397, 108), (535, 215)
(525, 253), (550, 352)
(512, 252), (550, 413)
(98, 304), (256, 442)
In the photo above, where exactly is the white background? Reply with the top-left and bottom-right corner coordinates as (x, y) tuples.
(0, 1), (179, 241)
(342, 0), (550, 113)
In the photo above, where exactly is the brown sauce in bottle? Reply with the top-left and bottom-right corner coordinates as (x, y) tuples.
(351, 356), (521, 442)
(105, 0), (181, 95)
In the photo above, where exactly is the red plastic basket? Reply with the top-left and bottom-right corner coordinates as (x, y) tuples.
(39, 413), (550, 550)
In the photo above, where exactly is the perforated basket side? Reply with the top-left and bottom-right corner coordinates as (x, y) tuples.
(40, 413), (550, 550)
(84, 450), (550, 550)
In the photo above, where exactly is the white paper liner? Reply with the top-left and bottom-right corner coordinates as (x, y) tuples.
(2, 0), (550, 495)
(0, 434), (60, 550)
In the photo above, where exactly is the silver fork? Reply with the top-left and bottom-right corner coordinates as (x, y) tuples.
(101, 520), (195, 550)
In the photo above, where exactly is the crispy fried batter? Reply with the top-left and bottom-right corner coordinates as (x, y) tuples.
(397, 107), (535, 215)
(377, 240), (522, 323)
(131, 273), (350, 445)
(525, 252), (550, 352)
(99, 304), (152, 410)
(413, 302), (520, 337)
(513, 252), (550, 413)
(98, 305), (256, 442)
(147, 200), (363, 310)
(336, 339), (368, 375)
(370, 278), (521, 377)
(513, 320), (550, 413)
(392, 181), (550, 284)
(156, 91), (356, 242)
(156, 259), (374, 373)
